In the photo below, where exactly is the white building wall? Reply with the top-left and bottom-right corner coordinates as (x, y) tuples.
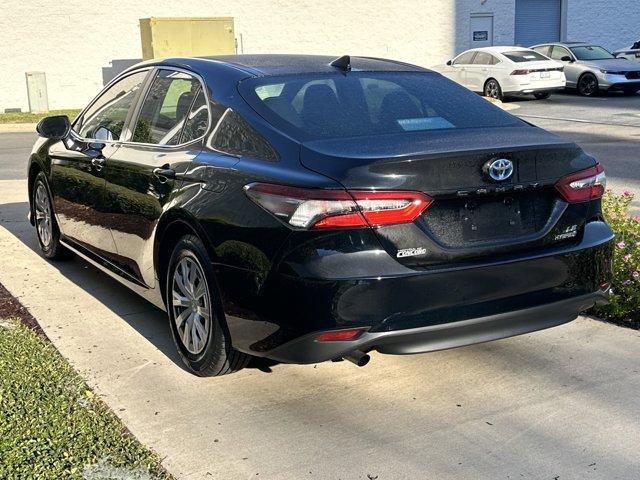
(565, 0), (639, 51)
(0, 0), (462, 112)
(1, 0), (638, 112)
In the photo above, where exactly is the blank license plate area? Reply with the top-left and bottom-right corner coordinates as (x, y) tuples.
(422, 192), (555, 247)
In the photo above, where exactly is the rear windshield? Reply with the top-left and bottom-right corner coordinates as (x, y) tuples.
(569, 45), (615, 61)
(238, 72), (523, 140)
(502, 50), (549, 62)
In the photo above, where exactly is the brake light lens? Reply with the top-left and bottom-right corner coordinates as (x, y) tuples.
(244, 183), (432, 229)
(511, 69), (532, 75)
(555, 163), (606, 203)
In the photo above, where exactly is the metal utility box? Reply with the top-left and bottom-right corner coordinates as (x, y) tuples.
(25, 71), (49, 113)
(139, 17), (235, 60)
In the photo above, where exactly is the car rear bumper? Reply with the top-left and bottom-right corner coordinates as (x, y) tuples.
(227, 221), (614, 362)
(266, 290), (609, 363)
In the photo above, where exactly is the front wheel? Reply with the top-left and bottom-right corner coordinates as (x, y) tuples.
(577, 73), (599, 96)
(533, 91), (552, 100)
(166, 234), (251, 376)
(32, 172), (69, 260)
(484, 79), (504, 101)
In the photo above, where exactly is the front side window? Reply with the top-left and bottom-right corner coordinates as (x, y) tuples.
(76, 71), (148, 141)
(132, 70), (203, 145)
(502, 50), (549, 62)
(550, 46), (572, 61)
(239, 71), (523, 141)
(570, 45), (615, 61)
(453, 51), (476, 65)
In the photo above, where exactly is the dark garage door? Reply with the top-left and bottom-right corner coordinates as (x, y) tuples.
(515, 0), (561, 47)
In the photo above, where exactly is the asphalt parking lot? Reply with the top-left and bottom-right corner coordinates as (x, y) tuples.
(1, 93), (639, 479)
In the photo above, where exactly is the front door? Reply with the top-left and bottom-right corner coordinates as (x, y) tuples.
(470, 15), (493, 49)
(103, 68), (210, 287)
(50, 70), (149, 254)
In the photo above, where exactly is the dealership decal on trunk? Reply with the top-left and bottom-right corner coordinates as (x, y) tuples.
(397, 247), (427, 258)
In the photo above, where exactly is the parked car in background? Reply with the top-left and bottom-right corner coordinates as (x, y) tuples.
(28, 54), (613, 377)
(432, 46), (565, 100)
(614, 40), (640, 62)
(531, 42), (640, 96)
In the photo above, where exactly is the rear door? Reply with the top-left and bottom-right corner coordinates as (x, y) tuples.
(467, 51), (494, 91)
(101, 68), (211, 287)
(50, 69), (149, 254)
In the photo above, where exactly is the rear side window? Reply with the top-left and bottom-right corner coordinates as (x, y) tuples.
(453, 51), (476, 65)
(209, 109), (278, 161)
(132, 70), (203, 145)
(473, 52), (494, 65)
(239, 71), (523, 140)
(76, 71), (147, 141)
(533, 46), (551, 57)
(502, 50), (549, 62)
(181, 89), (210, 144)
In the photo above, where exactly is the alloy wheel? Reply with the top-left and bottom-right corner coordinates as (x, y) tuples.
(34, 183), (53, 248)
(485, 80), (500, 99)
(171, 256), (211, 355)
(578, 75), (598, 96)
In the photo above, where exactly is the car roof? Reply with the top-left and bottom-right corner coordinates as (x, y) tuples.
(127, 54), (429, 78)
(532, 42), (594, 47)
(473, 46), (534, 53)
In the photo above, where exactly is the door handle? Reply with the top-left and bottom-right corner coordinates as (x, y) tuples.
(91, 157), (106, 171)
(153, 167), (176, 183)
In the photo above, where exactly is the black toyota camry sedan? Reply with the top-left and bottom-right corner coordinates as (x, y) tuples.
(28, 54), (613, 376)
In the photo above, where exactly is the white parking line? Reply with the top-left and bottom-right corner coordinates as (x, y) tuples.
(517, 114), (640, 128)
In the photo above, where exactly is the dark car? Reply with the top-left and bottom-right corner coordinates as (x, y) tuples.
(28, 54), (613, 376)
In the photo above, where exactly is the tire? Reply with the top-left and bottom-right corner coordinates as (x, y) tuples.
(32, 172), (70, 260)
(484, 79), (504, 101)
(166, 234), (250, 376)
(533, 91), (552, 100)
(577, 73), (599, 96)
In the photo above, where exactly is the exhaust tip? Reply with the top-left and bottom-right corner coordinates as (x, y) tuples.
(343, 350), (370, 367)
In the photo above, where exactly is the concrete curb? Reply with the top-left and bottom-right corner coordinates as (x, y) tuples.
(0, 123), (37, 133)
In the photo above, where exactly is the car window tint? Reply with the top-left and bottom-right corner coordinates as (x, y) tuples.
(209, 109), (279, 161)
(180, 88), (210, 144)
(569, 45), (615, 61)
(550, 46), (571, 60)
(533, 46), (551, 57)
(132, 70), (201, 145)
(453, 51), (476, 65)
(473, 52), (493, 65)
(239, 72), (523, 140)
(502, 50), (549, 62)
(76, 71), (147, 141)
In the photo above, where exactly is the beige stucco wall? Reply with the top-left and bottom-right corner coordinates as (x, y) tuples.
(0, 0), (465, 111)
(1, 0), (637, 112)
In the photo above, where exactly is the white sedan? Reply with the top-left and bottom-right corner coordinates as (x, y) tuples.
(432, 46), (566, 100)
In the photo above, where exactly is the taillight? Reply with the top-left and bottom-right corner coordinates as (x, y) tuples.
(555, 163), (606, 203)
(244, 183), (432, 229)
(511, 69), (532, 75)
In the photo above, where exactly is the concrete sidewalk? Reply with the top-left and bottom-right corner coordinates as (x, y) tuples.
(1, 178), (639, 479)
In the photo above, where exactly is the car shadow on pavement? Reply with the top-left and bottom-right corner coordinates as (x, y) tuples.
(0, 201), (278, 374)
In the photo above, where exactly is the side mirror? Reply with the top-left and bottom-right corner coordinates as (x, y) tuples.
(560, 56), (573, 63)
(36, 115), (70, 140)
(446, 60), (453, 66)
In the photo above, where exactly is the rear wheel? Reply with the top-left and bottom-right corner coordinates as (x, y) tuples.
(484, 79), (503, 101)
(166, 234), (250, 376)
(577, 73), (599, 96)
(32, 172), (69, 260)
(533, 91), (552, 100)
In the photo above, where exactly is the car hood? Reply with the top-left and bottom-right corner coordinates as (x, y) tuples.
(579, 58), (640, 70)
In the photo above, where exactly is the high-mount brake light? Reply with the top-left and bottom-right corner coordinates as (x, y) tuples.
(555, 163), (606, 203)
(244, 183), (432, 230)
